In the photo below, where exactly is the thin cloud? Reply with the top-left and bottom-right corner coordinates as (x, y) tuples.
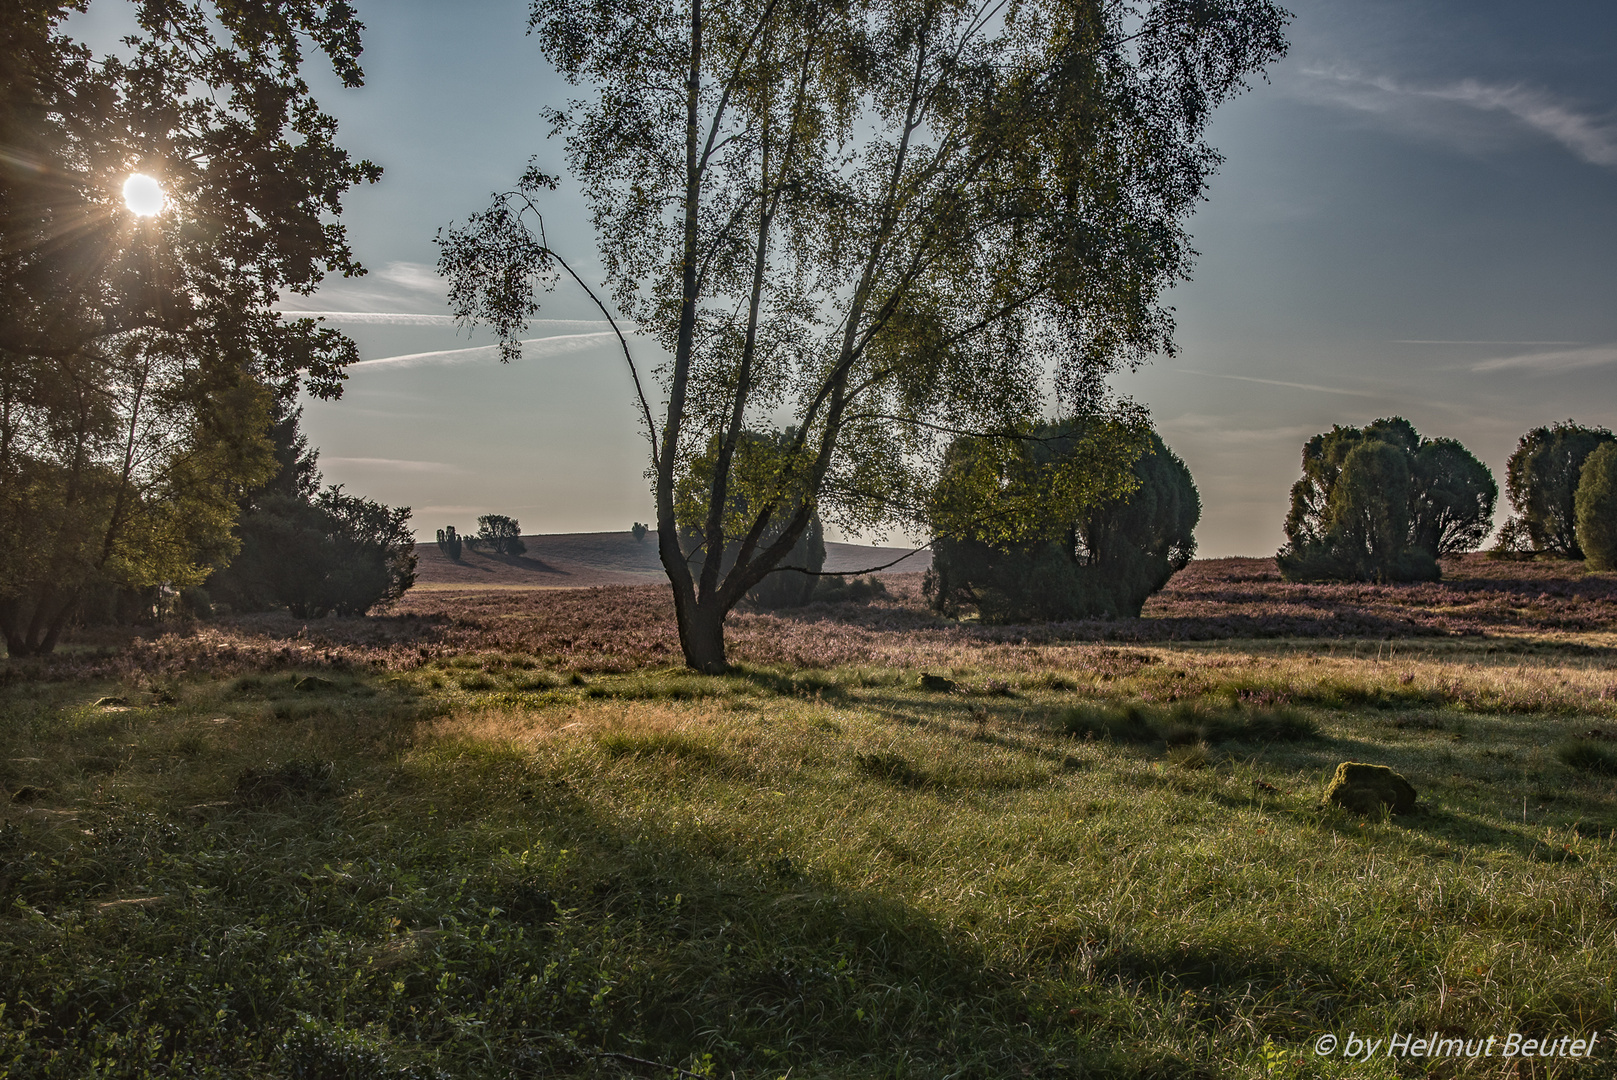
(1298, 68), (1617, 170)
(323, 457), (460, 474)
(1392, 339), (1583, 346)
(351, 331), (618, 370)
(373, 261), (446, 296)
(276, 310), (457, 326)
(1471, 345), (1617, 373)
(274, 311), (610, 330)
(1172, 369), (1382, 399)
(277, 260), (452, 313)
(1427, 81), (1617, 168)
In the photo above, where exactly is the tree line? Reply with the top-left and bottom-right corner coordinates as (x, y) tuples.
(1276, 418), (1616, 583)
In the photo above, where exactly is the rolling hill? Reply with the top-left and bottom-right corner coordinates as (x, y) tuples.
(412, 531), (932, 589)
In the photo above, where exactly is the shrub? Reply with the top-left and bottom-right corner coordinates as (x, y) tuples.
(1277, 417), (1492, 583)
(1489, 516), (1533, 560)
(815, 575), (889, 604)
(927, 421), (1199, 621)
(1506, 421), (1615, 557)
(631, 522), (649, 542)
(1574, 443), (1617, 571)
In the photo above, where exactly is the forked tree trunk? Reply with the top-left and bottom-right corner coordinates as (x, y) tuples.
(0, 588), (73, 657)
(674, 596), (729, 675)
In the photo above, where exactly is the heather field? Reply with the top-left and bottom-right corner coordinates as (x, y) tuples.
(4, 556), (1617, 1077)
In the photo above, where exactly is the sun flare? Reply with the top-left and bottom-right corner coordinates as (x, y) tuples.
(122, 173), (164, 217)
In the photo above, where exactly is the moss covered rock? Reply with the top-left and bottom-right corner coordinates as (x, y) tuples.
(1323, 762), (1417, 815)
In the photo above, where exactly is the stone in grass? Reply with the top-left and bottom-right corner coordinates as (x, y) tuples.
(293, 675), (337, 693)
(1323, 762), (1417, 816)
(920, 673), (957, 692)
(93, 696), (128, 707)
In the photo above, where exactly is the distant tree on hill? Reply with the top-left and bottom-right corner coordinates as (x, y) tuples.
(210, 409), (416, 617)
(1278, 418), (1494, 583)
(436, 526), (463, 560)
(1506, 421), (1615, 558)
(1575, 443), (1617, 571)
(926, 419), (1197, 622)
(477, 515), (526, 556)
(631, 522), (649, 542)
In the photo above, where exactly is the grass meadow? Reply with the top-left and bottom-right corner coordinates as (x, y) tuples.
(3, 557), (1617, 1077)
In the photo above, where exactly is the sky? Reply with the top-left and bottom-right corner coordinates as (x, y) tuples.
(85, 0), (1617, 556)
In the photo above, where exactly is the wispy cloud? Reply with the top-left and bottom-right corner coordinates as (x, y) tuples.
(276, 260), (452, 314)
(276, 310), (458, 326)
(274, 311), (610, 330)
(1392, 339), (1583, 346)
(1471, 345), (1617, 373)
(1297, 68), (1617, 170)
(323, 457), (460, 474)
(1172, 369), (1382, 399)
(351, 331), (619, 371)
(1426, 81), (1617, 168)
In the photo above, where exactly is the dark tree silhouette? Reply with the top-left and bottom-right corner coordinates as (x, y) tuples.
(436, 526), (463, 560)
(210, 409), (416, 618)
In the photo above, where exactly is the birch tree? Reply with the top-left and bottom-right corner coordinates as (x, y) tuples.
(440, 0), (1289, 670)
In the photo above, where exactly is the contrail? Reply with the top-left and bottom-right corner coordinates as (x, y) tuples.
(351, 332), (619, 370)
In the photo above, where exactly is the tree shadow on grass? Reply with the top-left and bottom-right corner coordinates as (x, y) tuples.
(486, 771), (1346, 1079)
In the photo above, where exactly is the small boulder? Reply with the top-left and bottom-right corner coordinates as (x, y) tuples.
(920, 673), (956, 692)
(1324, 761), (1417, 815)
(293, 675), (337, 693)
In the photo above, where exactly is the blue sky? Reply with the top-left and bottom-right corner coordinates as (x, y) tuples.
(92, 0), (1617, 556)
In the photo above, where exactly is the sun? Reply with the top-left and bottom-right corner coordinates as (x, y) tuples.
(122, 173), (165, 217)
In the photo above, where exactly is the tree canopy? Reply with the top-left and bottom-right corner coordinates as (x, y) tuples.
(0, 1), (378, 654)
(440, 0), (1289, 670)
(926, 418), (1197, 622)
(1278, 417), (1496, 583)
(1506, 421), (1615, 559)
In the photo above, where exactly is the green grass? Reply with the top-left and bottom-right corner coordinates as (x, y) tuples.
(3, 641), (1616, 1077)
